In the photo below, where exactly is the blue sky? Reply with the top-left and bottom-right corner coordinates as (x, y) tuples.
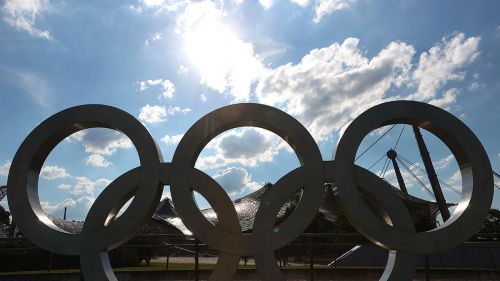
(0, 0), (499, 222)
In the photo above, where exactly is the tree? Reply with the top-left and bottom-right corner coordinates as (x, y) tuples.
(0, 205), (10, 227)
(474, 209), (500, 241)
(479, 209), (500, 233)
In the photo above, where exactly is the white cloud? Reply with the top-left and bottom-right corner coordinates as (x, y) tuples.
(144, 32), (162, 47)
(161, 191), (171, 200)
(178, 65), (189, 76)
(314, 0), (357, 23)
(40, 165), (71, 180)
(72, 176), (111, 196)
(2, 0), (52, 40)
(138, 79), (175, 99)
(259, 0), (275, 9)
(196, 128), (283, 170)
(161, 134), (184, 145)
(257, 37), (415, 141)
(142, 0), (168, 7)
(160, 82), (174, 99)
(41, 197), (77, 214)
(429, 88), (460, 109)
(137, 105), (189, 124)
(213, 166), (260, 197)
(0, 161), (11, 177)
(179, 1), (266, 102)
(469, 81), (480, 91)
(410, 33), (480, 101)
(167, 106), (191, 115)
(447, 170), (462, 192)
(248, 0), (354, 22)
(70, 129), (132, 156)
(256, 33), (480, 142)
(131, 0), (186, 13)
(291, 0), (311, 7)
(434, 154), (455, 170)
(86, 154), (112, 168)
(41, 195), (95, 221)
(4, 69), (51, 109)
(200, 93), (207, 103)
(159, 80), (175, 99)
(255, 37), (292, 63)
(138, 104), (167, 124)
(139, 79), (157, 91)
(381, 162), (425, 192)
(57, 184), (71, 190)
(41, 176), (111, 221)
(383, 155), (462, 195)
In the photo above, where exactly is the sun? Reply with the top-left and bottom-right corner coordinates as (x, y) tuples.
(181, 9), (264, 101)
(184, 21), (238, 92)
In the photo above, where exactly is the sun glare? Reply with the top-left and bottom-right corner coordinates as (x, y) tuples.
(182, 14), (264, 101)
(184, 22), (237, 91)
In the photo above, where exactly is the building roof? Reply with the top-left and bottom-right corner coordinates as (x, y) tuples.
(5, 181), (444, 236)
(153, 182), (443, 234)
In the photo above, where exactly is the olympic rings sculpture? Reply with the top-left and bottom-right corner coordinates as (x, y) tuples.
(7, 101), (494, 281)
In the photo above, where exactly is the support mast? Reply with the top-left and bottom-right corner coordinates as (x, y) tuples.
(412, 126), (450, 221)
(387, 149), (409, 196)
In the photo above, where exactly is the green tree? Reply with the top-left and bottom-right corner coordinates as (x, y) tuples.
(479, 209), (500, 233)
(0, 205), (10, 227)
(467, 209), (500, 242)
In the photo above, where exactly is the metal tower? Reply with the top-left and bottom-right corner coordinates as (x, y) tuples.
(412, 126), (451, 221)
(387, 149), (409, 196)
